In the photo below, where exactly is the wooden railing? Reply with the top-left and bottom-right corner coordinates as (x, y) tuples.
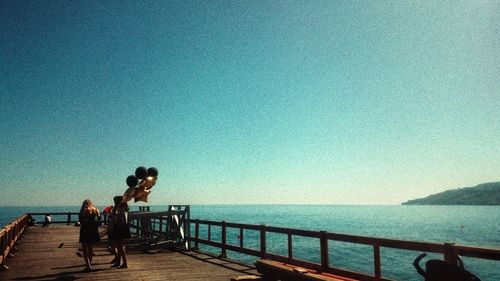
(0, 215), (29, 268)
(127, 205), (191, 248)
(26, 206), (191, 245)
(7, 209), (500, 280)
(28, 212), (81, 225)
(190, 219), (500, 281)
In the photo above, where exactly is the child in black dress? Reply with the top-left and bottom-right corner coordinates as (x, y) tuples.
(78, 199), (101, 271)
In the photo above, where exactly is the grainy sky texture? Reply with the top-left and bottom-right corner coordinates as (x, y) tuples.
(1, 1), (499, 206)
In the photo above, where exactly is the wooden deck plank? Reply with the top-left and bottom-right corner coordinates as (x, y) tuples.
(0, 225), (258, 281)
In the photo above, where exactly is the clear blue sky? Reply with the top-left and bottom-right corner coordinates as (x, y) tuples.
(1, 1), (498, 206)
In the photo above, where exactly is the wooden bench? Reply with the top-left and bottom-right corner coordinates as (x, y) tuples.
(255, 259), (359, 281)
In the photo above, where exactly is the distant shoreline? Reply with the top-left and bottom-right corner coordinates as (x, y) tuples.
(402, 182), (500, 206)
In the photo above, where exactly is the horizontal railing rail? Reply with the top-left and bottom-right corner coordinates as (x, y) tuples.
(1, 214), (29, 267)
(190, 219), (500, 281)
(28, 212), (81, 225)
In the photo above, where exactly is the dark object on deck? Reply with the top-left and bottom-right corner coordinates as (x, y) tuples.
(126, 175), (139, 187)
(413, 253), (481, 281)
(147, 167), (158, 177)
(135, 166), (148, 179)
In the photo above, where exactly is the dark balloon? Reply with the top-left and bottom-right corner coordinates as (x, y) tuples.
(147, 167), (158, 177)
(126, 175), (138, 187)
(135, 166), (148, 179)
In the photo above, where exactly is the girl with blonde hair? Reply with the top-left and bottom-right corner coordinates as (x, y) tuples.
(78, 199), (101, 271)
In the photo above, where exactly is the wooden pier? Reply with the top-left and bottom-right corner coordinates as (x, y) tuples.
(0, 224), (259, 281)
(2, 207), (500, 281)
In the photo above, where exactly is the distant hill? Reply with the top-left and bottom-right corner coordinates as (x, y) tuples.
(402, 182), (500, 205)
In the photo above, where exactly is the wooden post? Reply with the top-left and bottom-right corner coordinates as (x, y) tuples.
(67, 213), (71, 225)
(220, 221), (227, 258)
(320, 231), (329, 272)
(374, 245), (381, 279)
(260, 224), (266, 259)
(288, 232), (293, 260)
(444, 243), (458, 265)
(184, 205), (191, 242)
(208, 224), (211, 241)
(239, 227), (244, 248)
(136, 217), (140, 235)
(194, 220), (199, 250)
(185, 207), (191, 250)
(1, 232), (6, 267)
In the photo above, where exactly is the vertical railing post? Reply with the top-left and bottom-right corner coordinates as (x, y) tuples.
(1, 231), (5, 264)
(288, 231), (293, 261)
(159, 217), (163, 234)
(320, 231), (329, 272)
(208, 224), (211, 241)
(185, 206), (190, 250)
(67, 213), (71, 225)
(186, 205), (191, 248)
(7, 228), (11, 250)
(7, 228), (13, 256)
(13, 222), (18, 241)
(444, 243), (458, 265)
(136, 217), (140, 235)
(165, 211), (169, 240)
(219, 221), (227, 258)
(374, 244), (381, 279)
(194, 220), (199, 250)
(239, 227), (244, 248)
(260, 224), (267, 259)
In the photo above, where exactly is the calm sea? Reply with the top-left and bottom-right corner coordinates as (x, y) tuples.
(1, 205), (499, 281)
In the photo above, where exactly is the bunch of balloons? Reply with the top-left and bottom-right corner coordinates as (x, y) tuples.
(123, 166), (158, 203)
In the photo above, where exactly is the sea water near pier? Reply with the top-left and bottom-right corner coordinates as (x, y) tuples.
(1, 205), (499, 280)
